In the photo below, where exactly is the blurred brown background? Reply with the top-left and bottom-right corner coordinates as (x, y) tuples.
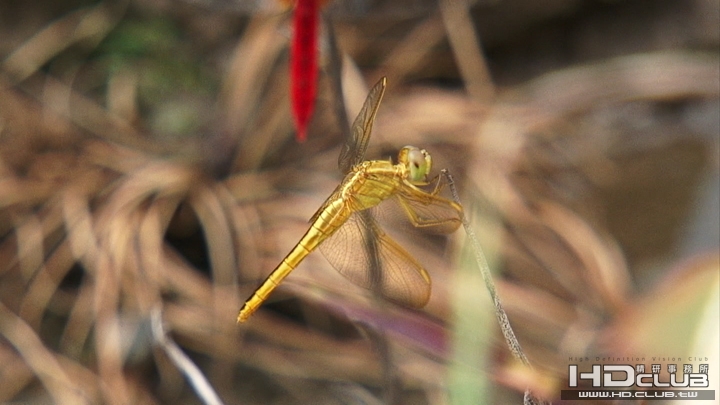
(1, 0), (718, 404)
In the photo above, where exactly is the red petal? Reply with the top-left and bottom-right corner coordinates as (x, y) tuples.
(290, 0), (319, 142)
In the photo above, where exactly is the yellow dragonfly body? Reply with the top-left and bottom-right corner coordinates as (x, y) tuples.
(238, 78), (462, 322)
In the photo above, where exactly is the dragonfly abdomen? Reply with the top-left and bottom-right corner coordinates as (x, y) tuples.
(237, 199), (351, 322)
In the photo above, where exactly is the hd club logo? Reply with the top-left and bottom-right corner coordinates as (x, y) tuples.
(569, 364), (709, 387)
(562, 362), (714, 401)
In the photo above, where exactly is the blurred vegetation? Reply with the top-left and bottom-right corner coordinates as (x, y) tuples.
(0, 0), (718, 404)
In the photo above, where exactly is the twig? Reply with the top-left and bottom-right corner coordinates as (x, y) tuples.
(441, 169), (548, 405)
(150, 306), (225, 405)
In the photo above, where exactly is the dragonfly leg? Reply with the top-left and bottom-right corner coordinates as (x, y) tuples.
(395, 193), (462, 231)
(428, 174), (443, 195)
(428, 169), (457, 196)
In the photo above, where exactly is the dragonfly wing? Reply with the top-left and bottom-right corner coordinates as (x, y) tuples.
(338, 77), (387, 174)
(319, 208), (431, 308)
(394, 187), (463, 234)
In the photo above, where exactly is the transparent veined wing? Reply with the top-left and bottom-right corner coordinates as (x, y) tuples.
(319, 206), (431, 308)
(338, 77), (387, 174)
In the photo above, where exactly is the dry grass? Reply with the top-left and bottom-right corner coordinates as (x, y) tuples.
(1, 0), (718, 404)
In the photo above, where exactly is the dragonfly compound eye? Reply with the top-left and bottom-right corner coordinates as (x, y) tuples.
(406, 147), (432, 184)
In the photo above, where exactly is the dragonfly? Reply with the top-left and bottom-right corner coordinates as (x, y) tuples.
(237, 77), (463, 322)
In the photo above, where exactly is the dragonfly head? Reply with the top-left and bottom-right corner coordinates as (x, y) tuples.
(398, 146), (432, 185)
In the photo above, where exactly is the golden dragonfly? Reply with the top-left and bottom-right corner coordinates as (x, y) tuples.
(238, 77), (463, 322)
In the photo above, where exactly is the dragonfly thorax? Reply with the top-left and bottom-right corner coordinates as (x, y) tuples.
(398, 146), (432, 185)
